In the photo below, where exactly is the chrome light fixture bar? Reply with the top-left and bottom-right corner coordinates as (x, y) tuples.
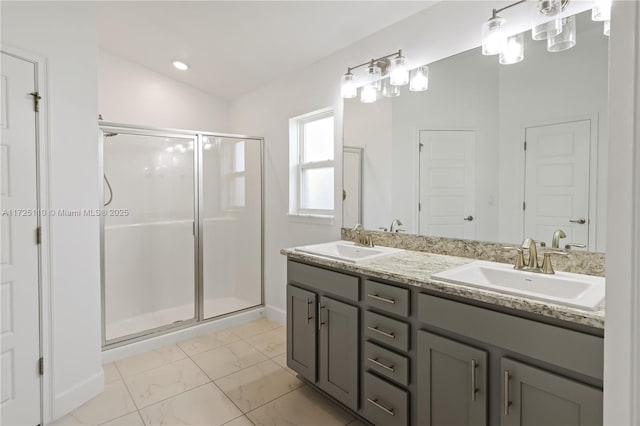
(340, 49), (428, 103)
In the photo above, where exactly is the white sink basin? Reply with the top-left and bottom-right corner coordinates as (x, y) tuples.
(431, 260), (605, 311)
(295, 241), (403, 263)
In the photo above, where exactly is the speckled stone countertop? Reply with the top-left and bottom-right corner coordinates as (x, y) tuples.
(280, 247), (605, 330)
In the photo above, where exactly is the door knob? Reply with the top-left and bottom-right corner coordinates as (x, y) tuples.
(569, 218), (586, 224)
(464, 216), (474, 221)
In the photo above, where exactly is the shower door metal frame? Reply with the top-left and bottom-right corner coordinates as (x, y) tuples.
(99, 122), (265, 349)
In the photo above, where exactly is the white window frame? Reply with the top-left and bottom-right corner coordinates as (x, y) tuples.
(289, 108), (335, 219)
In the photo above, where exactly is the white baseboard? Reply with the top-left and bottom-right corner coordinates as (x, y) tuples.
(101, 307), (266, 364)
(265, 304), (286, 325)
(53, 370), (104, 421)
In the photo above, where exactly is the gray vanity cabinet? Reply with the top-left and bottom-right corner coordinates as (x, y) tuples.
(501, 358), (603, 426)
(417, 331), (488, 426)
(286, 284), (317, 382)
(319, 295), (359, 410)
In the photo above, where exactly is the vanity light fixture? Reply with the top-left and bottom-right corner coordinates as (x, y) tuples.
(172, 60), (189, 71)
(548, 15), (577, 52)
(340, 49), (430, 103)
(409, 66), (429, 92)
(591, 0), (611, 35)
(499, 33), (525, 65)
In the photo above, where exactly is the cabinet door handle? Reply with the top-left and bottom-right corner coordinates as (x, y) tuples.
(367, 398), (395, 416)
(471, 359), (478, 401)
(367, 293), (396, 304)
(307, 298), (315, 324)
(367, 326), (395, 339)
(318, 305), (326, 330)
(367, 357), (395, 372)
(503, 370), (511, 416)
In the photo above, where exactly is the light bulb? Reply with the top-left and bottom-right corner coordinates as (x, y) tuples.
(382, 78), (400, 97)
(499, 33), (524, 65)
(360, 84), (377, 103)
(592, 0), (612, 21)
(389, 56), (409, 86)
(409, 66), (429, 92)
(482, 16), (507, 55)
(548, 16), (576, 52)
(604, 20), (610, 36)
(341, 72), (357, 99)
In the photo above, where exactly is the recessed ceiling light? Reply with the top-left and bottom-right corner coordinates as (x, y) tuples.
(172, 61), (189, 71)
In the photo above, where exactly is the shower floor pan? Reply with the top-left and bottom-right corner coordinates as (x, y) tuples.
(105, 296), (258, 341)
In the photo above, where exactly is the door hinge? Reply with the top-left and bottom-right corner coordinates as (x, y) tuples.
(342, 190), (346, 201)
(36, 226), (42, 245)
(30, 91), (42, 112)
(418, 202), (422, 212)
(39, 357), (44, 375)
(523, 202), (526, 211)
(419, 143), (424, 152)
(524, 141), (527, 151)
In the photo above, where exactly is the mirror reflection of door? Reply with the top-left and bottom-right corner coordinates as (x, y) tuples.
(342, 146), (363, 228)
(524, 120), (591, 250)
(418, 130), (477, 239)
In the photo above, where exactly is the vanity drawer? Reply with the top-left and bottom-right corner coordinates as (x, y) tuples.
(418, 293), (604, 380)
(364, 280), (410, 317)
(364, 341), (410, 387)
(363, 372), (408, 426)
(364, 311), (410, 352)
(287, 261), (359, 302)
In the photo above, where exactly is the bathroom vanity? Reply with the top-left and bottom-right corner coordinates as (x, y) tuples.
(282, 247), (604, 426)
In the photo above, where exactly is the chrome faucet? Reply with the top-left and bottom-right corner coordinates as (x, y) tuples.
(352, 223), (374, 247)
(390, 219), (405, 233)
(552, 229), (567, 249)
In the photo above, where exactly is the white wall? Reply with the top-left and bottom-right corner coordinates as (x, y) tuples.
(228, 0), (595, 315)
(98, 50), (229, 132)
(1, 1), (103, 421)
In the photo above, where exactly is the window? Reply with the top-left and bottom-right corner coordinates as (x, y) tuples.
(290, 109), (335, 217)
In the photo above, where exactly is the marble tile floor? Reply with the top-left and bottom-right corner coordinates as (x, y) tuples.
(52, 318), (365, 426)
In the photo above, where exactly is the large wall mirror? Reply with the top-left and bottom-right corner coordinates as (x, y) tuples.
(343, 10), (608, 252)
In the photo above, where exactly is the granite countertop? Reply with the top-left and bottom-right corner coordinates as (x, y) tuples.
(280, 247), (605, 330)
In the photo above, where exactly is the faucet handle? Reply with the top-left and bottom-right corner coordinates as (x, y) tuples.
(565, 243), (587, 250)
(503, 246), (526, 269)
(540, 251), (569, 274)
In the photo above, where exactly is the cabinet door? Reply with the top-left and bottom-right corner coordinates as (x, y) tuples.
(417, 331), (488, 426)
(287, 284), (317, 382)
(319, 295), (359, 411)
(501, 358), (602, 426)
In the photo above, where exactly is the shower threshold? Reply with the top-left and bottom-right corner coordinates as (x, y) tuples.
(105, 296), (257, 341)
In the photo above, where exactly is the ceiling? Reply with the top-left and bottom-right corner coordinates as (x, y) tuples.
(97, 1), (435, 100)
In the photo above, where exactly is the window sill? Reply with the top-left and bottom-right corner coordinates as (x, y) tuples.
(287, 213), (335, 225)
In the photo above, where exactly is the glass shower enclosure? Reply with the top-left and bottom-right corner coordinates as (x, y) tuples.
(99, 123), (263, 346)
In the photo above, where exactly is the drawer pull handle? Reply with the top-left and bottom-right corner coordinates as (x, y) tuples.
(367, 326), (396, 339)
(367, 293), (396, 304)
(367, 357), (395, 372)
(471, 359), (478, 401)
(367, 398), (395, 416)
(503, 370), (511, 416)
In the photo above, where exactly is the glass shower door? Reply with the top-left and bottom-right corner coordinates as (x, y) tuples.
(102, 130), (197, 342)
(201, 136), (262, 319)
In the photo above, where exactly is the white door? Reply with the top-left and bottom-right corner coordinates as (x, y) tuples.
(418, 130), (476, 239)
(0, 52), (41, 425)
(524, 120), (591, 250)
(342, 146), (363, 228)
